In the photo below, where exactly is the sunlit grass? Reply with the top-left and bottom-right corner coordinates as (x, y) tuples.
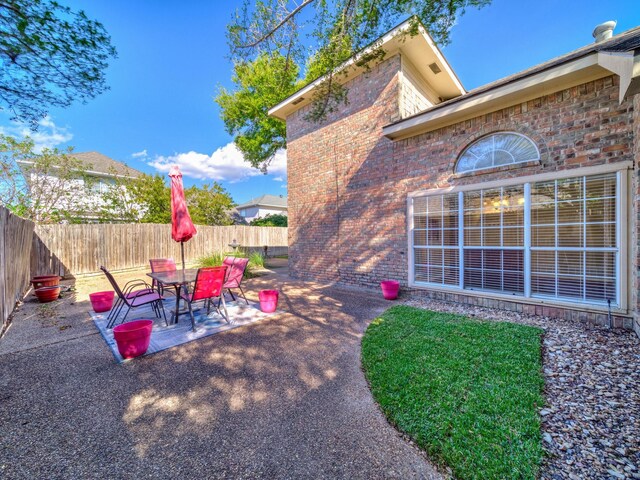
(361, 305), (544, 480)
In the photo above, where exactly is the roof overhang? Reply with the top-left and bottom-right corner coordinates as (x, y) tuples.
(268, 19), (465, 121)
(383, 50), (640, 140)
(16, 160), (139, 180)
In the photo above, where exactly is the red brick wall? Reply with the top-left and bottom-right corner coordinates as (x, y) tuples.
(286, 55), (637, 326)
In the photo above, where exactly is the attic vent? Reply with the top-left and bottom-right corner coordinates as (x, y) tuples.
(292, 97), (305, 105)
(593, 20), (616, 43)
(428, 62), (441, 74)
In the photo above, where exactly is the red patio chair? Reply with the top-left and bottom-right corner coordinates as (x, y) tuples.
(179, 266), (229, 330)
(100, 266), (167, 329)
(221, 256), (250, 305)
(149, 258), (177, 295)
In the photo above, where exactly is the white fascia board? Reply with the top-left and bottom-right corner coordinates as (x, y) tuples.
(268, 19), (463, 120)
(268, 21), (414, 120)
(597, 51), (639, 102)
(383, 54), (610, 139)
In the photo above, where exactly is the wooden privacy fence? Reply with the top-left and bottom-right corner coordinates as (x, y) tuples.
(32, 224), (288, 277)
(1, 207), (35, 330)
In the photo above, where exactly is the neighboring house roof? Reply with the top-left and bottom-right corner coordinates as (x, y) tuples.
(383, 24), (640, 139)
(70, 152), (142, 178)
(237, 194), (288, 210)
(17, 151), (142, 179)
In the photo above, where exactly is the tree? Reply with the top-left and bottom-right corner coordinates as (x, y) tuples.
(97, 174), (236, 226)
(98, 173), (171, 224)
(185, 182), (235, 226)
(0, 0), (117, 128)
(215, 52), (300, 172)
(250, 213), (287, 227)
(220, 0), (490, 169)
(0, 134), (92, 223)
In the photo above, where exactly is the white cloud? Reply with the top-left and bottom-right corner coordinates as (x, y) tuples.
(273, 176), (284, 182)
(132, 149), (148, 158)
(0, 115), (73, 152)
(148, 142), (287, 183)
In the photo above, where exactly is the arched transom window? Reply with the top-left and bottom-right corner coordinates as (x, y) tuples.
(456, 132), (540, 174)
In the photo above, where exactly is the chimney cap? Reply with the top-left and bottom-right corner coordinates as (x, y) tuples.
(593, 20), (617, 43)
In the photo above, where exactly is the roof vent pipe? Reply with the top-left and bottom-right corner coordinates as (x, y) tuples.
(593, 21), (616, 43)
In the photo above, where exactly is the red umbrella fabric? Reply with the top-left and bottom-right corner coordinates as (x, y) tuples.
(169, 166), (197, 269)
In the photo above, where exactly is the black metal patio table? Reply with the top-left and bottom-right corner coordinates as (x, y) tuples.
(147, 269), (198, 325)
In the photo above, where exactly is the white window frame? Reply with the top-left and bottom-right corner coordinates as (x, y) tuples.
(455, 132), (540, 174)
(407, 162), (631, 313)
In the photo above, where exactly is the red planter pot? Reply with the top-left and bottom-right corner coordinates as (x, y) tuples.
(258, 290), (279, 313)
(31, 275), (61, 290)
(34, 286), (61, 303)
(113, 320), (153, 359)
(89, 291), (115, 313)
(380, 280), (400, 300)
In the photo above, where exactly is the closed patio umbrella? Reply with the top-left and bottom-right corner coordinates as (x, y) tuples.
(168, 165), (197, 270)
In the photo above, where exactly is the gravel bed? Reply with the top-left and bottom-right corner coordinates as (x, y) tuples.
(403, 297), (640, 480)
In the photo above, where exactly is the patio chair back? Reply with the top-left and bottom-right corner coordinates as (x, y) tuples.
(150, 258), (177, 274)
(222, 257), (249, 288)
(191, 266), (227, 302)
(100, 266), (125, 300)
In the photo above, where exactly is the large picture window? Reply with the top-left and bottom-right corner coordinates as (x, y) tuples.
(410, 171), (623, 307)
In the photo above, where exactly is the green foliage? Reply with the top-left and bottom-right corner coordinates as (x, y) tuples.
(0, 134), (93, 223)
(98, 175), (235, 226)
(248, 250), (265, 268)
(221, 0), (491, 167)
(215, 52), (300, 171)
(97, 173), (171, 224)
(198, 248), (265, 278)
(0, 0), (117, 128)
(362, 306), (544, 480)
(185, 183), (235, 226)
(250, 213), (287, 227)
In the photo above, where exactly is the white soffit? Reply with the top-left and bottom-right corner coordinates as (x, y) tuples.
(383, 53), (621, 140)
(268, 20), (465, 121)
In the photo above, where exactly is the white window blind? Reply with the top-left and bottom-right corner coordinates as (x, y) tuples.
(411, 172), (620, 306)
(413, 193), (459, 286)
(463, 186), (525, 294)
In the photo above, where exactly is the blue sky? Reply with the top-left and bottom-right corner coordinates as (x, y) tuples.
(1, 0), (639, 204)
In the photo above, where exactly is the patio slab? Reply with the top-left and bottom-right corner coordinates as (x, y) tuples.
(0, 266), (441, 479)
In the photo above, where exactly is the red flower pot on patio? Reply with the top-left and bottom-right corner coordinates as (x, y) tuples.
(34, 286), (61, 303)
(31, 275), (61, 290)
(258, 290), (279, 313)
(113, 319), (153, 359)
(380, 280), (400, 300)
(89, 291), (115, 313)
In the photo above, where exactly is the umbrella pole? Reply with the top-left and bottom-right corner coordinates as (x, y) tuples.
(181, 241), (185, 271)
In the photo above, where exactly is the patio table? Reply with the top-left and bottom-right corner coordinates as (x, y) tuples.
(147, 269), (198, 325)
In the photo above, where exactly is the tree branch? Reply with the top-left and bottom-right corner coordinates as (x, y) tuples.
(239, 0), (316, 48)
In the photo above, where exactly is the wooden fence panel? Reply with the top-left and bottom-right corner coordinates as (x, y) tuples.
(1, 207), (35, 329)
(31, 224), (288, 277)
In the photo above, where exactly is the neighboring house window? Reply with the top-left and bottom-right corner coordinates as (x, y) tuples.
(456, 132), (540, 173)
(410, 172), (621, 306)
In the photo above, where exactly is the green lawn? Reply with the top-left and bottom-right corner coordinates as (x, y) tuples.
(361, 306), (545, 480)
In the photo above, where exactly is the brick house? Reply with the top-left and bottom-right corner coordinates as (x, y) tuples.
(269, 19), (640, 334)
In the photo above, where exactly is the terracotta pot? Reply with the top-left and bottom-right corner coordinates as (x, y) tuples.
(35, 286), (61, 303)
(31, 275), (61, 290)
(258, 290), (279, 313)
(380, 280), (400, 300)
(89, 291), (115, 313)
(113, 320), (153, 359)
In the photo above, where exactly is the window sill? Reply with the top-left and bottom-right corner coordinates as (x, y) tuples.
(408, 281), (628, 316)
(452, 160), (542, 179)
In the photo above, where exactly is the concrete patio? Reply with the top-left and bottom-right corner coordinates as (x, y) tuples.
(0, 262), (441, 479)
